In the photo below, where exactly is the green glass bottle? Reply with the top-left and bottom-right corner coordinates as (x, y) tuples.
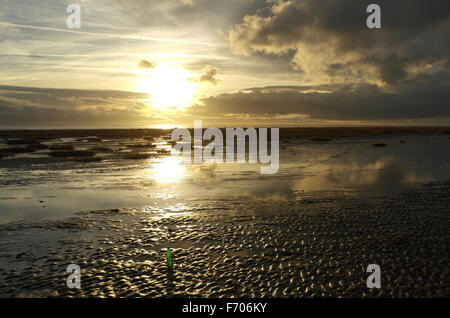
(166, 248), (173, 268)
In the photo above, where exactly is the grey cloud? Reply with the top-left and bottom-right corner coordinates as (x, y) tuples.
(191, 72), (450, 121)
(0, 86), (155, 127)
(228, 0), (450, 85)
(189, 65), (221, 85)
(138, 59), (157, 68)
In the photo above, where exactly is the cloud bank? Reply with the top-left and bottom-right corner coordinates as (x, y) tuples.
(228, 0), (450, 86)
(0, 86), (156, 127)
(192, 72), (450, 121)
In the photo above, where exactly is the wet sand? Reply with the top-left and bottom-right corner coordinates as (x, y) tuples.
(0, 128), (449, 298)
(0, 183), (449, 298)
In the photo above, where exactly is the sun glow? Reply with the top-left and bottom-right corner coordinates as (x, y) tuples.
(137, 65), (197, 110)
(153, 124), (178, 129)
(150, 157), (186, 184)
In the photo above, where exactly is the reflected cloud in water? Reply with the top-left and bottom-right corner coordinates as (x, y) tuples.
(294, 156), (426, 194)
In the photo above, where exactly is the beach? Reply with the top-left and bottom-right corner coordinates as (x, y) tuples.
(0, 128), (449, 297)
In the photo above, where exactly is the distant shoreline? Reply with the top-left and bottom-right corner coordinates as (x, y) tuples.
(1, 125), (450, 131)
(1, 126), (449, 139)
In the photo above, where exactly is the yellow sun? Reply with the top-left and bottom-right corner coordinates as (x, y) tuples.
(137, 65), (197, 109)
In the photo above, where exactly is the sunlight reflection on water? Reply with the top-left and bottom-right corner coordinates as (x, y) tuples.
(1, 134), (449, 224)
(148, 156), (186, 184)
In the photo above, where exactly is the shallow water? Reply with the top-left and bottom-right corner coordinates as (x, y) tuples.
(0, 133), (449, 224)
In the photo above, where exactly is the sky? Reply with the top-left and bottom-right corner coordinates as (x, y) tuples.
(0, 0), (449, 128)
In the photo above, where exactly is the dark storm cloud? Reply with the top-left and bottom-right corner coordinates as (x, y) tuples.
(0, 86), (155, 127)
(229, 0), (450, 85)
(191, 72), (450, 120)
